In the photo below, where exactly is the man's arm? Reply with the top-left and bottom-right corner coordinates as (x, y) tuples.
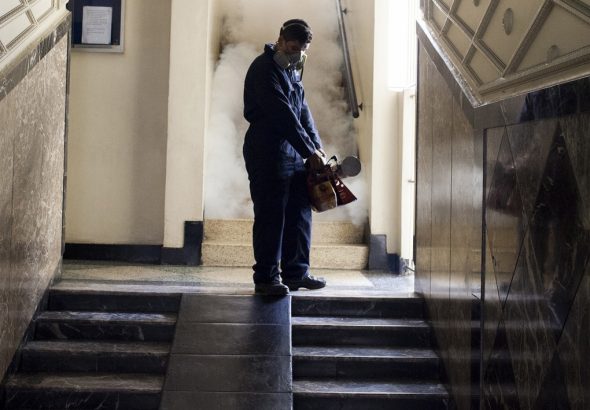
(250, 66), (317, 158)
(300, 93), (323, 151)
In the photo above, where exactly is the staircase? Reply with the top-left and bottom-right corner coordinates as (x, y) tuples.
(2, 289), (180, 409)
(291, 294), (450, 409)
(201, 219), (369, 270)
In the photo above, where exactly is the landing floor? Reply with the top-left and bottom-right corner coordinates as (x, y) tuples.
(60, 260), (415, 296)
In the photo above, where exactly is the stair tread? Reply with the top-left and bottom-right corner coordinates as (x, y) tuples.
(292, 316), (428, 328)
(22, 340), (170, 355)
(5, 373), (164, 392)
(293, 379), (448, 397)
(292, 294), (422, 301)
(293, 346), (439, 360)
(49, 288), (182, 297)
(36, 311), (177, 324)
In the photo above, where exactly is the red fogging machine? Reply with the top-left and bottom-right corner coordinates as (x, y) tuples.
(306, 155), (361, 212)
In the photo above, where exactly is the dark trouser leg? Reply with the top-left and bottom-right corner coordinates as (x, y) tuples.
(280, 167), (312, 281)
(249, 170), (290, 284)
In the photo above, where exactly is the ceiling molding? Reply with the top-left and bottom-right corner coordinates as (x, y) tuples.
(420, 0), (590, 104)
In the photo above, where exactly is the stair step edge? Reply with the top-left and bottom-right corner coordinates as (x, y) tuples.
(36, 311), (177, 324)
(22, 341), (171, 354)
(292, 317), (429, 328)
(5, 373), (164, 392)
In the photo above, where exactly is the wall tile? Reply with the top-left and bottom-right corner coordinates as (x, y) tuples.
(0, 34), (67, 378)
(449, 89), (478, 410)
(483, 321), (520, 410)
(506, 119), (557, 223)
(0, 94), (14, 377)
(428, 43), (453, 370)
(560, 114), (590, 230)
(557, 263), (590, 410)
(503, 233), (557, 410)
(416, 45), (434, 298)
(420, 32), (590, 410)
(528, 131), (590, 333)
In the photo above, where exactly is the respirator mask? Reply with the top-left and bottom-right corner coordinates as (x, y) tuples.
(274, 50), (307, 80)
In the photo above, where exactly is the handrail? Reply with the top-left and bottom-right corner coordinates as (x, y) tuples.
(336, 0), (360, 118)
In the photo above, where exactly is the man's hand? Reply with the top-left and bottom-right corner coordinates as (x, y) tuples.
(307, 150), (326, 170)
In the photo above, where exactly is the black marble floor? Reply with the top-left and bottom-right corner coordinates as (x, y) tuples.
(1, 288), (180, 409)
(290, 294), (451, 409)
(1, 274), (451, 409)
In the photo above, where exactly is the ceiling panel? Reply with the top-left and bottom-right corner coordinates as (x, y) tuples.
(518, 5), (590, 71)
(480, 1), (542, 65)
(468, 48), (502, 84)
(431, 3), (448, 31)
(455, 0), (493, 33)
(445, 22), (472, 59)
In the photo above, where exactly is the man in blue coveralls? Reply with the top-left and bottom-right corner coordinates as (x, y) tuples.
(243, 19), (327, 295)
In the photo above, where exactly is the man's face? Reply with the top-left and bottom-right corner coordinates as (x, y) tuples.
(278, 37), (310, 55)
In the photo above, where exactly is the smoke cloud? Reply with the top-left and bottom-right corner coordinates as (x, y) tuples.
(205, 0), (368, 225)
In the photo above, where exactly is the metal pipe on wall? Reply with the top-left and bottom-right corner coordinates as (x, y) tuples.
(336, 0), (360, 118)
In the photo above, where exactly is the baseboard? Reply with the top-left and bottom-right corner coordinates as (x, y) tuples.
(64, 243), (162, 264)
(64, 221), (204, 266)
(368, 234), (400, 273)
(161, 221), (203, 266)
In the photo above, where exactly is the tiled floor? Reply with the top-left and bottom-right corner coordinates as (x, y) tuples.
(61, 260), (415, 296)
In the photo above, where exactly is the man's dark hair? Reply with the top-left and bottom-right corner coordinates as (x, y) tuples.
(280, 19), (312, 44)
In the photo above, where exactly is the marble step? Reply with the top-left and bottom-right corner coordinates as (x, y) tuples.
(292, 316), (431, 347)
(34, 311), (177, 342)
(293, 346), (441, 380)
(293, 379), (450, 410)
(21, 341), (170, 373)
(201, 242), (369, 269)
(291, 295), (424, 319)
(48, 289), (181, 313)
(3, 373), (163, 410)
(204, 219), (366, 244)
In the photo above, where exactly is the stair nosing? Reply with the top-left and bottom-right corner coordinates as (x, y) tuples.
(291, 316), (429, 328)
(36, 311), (177, 325)
(5, 373), (164, 393)
(292, 379), (449, 398)
(292, 346), (439, 361)
(22, 340), (171, 355)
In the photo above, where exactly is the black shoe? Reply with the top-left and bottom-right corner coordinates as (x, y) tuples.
(283, 275), (326, 291)
(255, 282), (290, 296)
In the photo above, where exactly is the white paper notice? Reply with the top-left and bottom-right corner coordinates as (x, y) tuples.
(81, 6), (113, 45)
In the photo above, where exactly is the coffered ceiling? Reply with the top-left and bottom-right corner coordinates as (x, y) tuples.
(421, 0), (590, 104)
(0, 0), (60, 63)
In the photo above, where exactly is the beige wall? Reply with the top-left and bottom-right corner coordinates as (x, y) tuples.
(345, 0), (375, 186)
(163, 0), (220, 248)
(65, 0), (412, 257)
(326, 0), (409, 255)
(66, 0), (171, 245)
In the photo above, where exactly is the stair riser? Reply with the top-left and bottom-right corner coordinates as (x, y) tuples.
(292, 327), (431, 347)
(204, 220), (365, 245)
(294, 396), (449, 410)
(35, 322), (175, 342)
(48, 292), (181, 313)
(292, 299), (424, 319)
(293, 358), (441, 380)
(4, 391), (161, 410)
(202, 245), (368, 269)
(20, 351), (168, 374)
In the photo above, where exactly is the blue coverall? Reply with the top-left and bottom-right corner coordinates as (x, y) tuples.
(243, 43), (323, 285)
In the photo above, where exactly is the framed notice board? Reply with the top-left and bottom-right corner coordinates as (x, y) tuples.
(68, 0), (125, 52)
